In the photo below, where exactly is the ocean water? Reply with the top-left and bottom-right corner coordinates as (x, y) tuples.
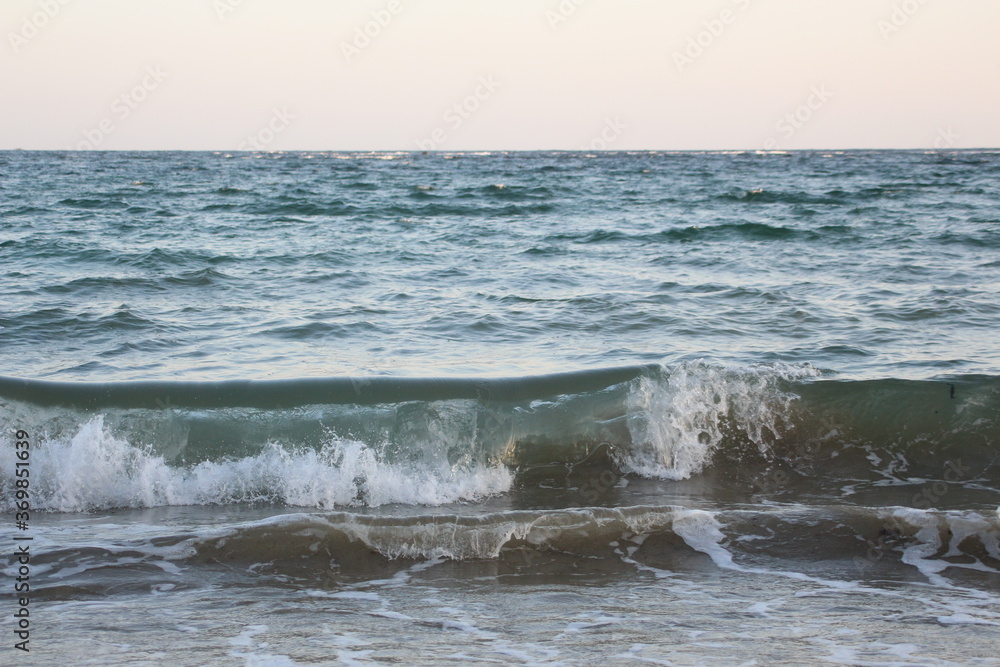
(1, 150), (999, 666)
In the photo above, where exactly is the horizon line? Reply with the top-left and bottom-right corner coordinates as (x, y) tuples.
(3, 147), (998, 154)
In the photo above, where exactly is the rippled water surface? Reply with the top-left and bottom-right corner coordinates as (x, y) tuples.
(2, 150), (999, 380)
(1, 150), (999, 666)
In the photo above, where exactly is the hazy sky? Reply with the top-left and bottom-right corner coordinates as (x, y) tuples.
(2, 0), (998, 150)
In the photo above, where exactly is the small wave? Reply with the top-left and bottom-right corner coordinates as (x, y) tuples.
(933, 231), (1000, 249)
(116, 247), (239, 269)
(714, 188), (850, 205)
(23, 507), (999, 593)
(0, 307), (162, 346)
(659, 222), (808, 242)
(477, 184), (556, 201)
(246, 200), (359, 217)
(0, 205), (53, 218)
(57, 197), (129, 210)
(383, 203), (556, 218)
(39, 276), (165, 295)
(717, 188), (786, 203)
(163, 267), (235, 287)
(541, 230), (633, 244)
(263, 321), (378, 341)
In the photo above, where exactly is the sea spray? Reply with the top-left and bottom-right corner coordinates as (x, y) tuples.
(623, 362), (818, 479)
(0, 415), (513, 512)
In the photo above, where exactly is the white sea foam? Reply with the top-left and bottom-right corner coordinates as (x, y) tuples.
(0, 416), (513, 512)
(624, 362), (817, 479)
(889, 507), (1000, 587)
(671, 509), (737, 569)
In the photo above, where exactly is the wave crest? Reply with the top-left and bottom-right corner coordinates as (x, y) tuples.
(1, 415), (512, 512)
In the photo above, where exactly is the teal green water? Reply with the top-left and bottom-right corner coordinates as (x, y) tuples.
(1, 151), (999, 666)
(2, 150), (999, 380)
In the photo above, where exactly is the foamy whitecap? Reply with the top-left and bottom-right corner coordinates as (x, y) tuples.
(623, 362), (818, 479)
(1, 416), (512, 512)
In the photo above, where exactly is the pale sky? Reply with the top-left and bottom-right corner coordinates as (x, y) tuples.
(2, 0), (998, 151)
